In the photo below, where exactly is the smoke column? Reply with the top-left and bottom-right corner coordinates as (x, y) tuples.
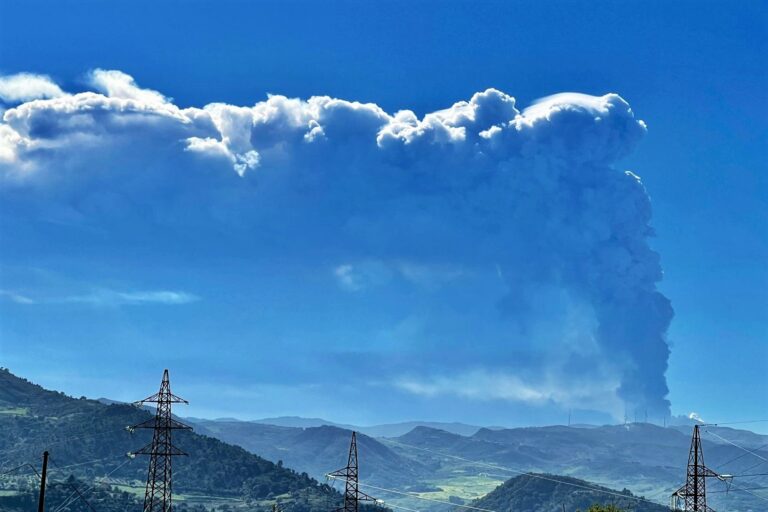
(0, 71), (673, 417)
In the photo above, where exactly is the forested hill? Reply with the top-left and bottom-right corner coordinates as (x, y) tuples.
(0, 368), (344, 511)
(470, 473), (668, 512)
(190, 420), (427, 487)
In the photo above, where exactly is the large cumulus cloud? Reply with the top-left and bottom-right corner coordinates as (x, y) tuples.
(0, 69), (672, 417)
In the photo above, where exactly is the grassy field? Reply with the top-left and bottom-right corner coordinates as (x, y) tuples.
(362, 471), (505, 512)
(422, 474), (504, 500)
(106, 482), (254, 509)
(0, 407), (29, 416)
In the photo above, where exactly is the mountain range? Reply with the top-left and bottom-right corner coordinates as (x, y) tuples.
(189, 416), (487, 438)
(189, 417), (768, 511)
(2, 368), (766, 511)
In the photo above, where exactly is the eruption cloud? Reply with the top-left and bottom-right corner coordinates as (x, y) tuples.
(0, 70), (673, 418)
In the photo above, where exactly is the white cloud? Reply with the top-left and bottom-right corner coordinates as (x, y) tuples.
(0, 72), (644, 179)
(334, 262), (393, 291)
(334, 264), (361, 291)
(0, 70), (673, 418)
(395, 369), (622, 412)
(89, 69), (168, 105)
(2, 289), (200, 307)
(63, 289), (199, 306)
(0, 124), (28, 165)
(0, 73), (66, 103)
(334, 260), (464, 291)
(395, 261), (464, 286)
(0, 289), (36, 304)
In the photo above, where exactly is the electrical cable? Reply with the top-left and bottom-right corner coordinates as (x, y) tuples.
(709, 485), (768, 494)
(723, 481), (768, 503)
(49, 457), (98, 512)
(379, 500), (423, 512)
(704, 430), (768, 464)
(714, 442), (768, 470)
(48, 455), (125, 473)
(328, 476), (498, 512)
(0, 425), (129, 461)
(705, 420), (768, 426)
(51, 456), (133, 512)
(0, 463), (34, 476)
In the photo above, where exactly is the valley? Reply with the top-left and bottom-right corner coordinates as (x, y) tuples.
(1, 368), (766, 512)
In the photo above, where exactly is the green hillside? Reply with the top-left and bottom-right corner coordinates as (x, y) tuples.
(0, 368), (344, 511)
(469, 473), (668, 512)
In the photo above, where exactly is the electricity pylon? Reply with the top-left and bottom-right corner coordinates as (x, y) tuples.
(328, 432), (378, 512)
(670, 424), (730, 511)
(132, 369), (191, 512)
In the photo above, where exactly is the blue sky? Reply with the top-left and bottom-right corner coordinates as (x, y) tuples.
(0, 0), (765, 431)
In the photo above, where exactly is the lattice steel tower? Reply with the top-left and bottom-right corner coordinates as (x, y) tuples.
(671, 424), (728, 511)
(132, 369), (191, 512)
(328, 432), (378, 512)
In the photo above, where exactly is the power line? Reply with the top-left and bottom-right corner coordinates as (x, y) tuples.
(671, 425), (727, 511)
(49, 457), (97, 512)
(714, 442), (768, 470)
(0, 425), (128, 462)
(329, 477), (497, 512)
(724, 481), (768, 503)
(0, 462), (38, 477)
(732, 459), (768, 485)
(709, 485), (768, 494)
(131, 368), (191, 512)
(704, 429), (768, 464)
(705, 419), (768, 426)
(378, 501), (423, 512)
(327, 432), (378, 512)
(48, 455), (126, 473)
(50, 456), (134, 512)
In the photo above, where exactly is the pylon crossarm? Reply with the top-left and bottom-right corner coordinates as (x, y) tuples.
(171, 418), (193, 429)
(357, 490), (377, 503)
(134, 393), (188, 405)
(327, 469), (351, 479)
(700, 466), (721, 479)
(167, 442), (189, 456)
(131, 442), (155, 456)
(167, 392), (189, 404)
(134, 393), (163, 405)
(161, 417), (193, 430)
(132, 418), (159, 430)
(132, 443), (189, 457)
(132, 417), (193, 430)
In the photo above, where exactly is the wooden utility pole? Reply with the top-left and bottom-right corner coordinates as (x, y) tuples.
(37, 450), (49, 512)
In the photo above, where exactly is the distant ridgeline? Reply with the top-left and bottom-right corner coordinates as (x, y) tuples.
(0, 368), (384, 512)
(3, 368), (766, 512)
(190, 419), (768, 512)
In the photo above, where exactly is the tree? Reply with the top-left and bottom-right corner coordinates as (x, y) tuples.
(584, 505), (625, 512)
